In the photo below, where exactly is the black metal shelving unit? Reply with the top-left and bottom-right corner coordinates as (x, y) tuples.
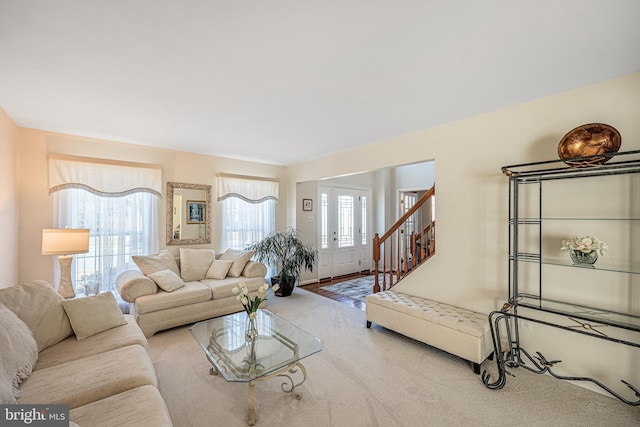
(482, 150), (640, 406)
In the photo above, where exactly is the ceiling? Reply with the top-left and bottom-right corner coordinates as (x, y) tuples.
(1, 1), (639, 166)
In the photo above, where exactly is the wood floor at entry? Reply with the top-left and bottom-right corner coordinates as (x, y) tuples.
(301, 273), (368, 311)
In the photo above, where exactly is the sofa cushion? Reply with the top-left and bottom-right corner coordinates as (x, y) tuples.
(18, 344), (157, 409)
(219, 249), (255, 277)
(62, 292), (127, 340)
(179, 248), (215, 281)
(135, 281), (211, 314)
(0, 376), (15, 404)
(117, 270), (158, 302)
(0, 281), (73, 351)
(205, 259), (233, 280)
(70, 385), (173, 427)
(0, 303), (38, 402)
(201, 276), (266, 300)
(133, 250), (180, 277)
(148, 270), (186, 292)
(35, 315), (147, 370)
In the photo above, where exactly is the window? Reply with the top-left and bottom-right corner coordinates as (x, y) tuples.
(221, 197), (276, 250)
(361, 195), (368, 245)
(217, 174), (279, 251)
(320, 192), (329, 249)
(337, 195), (354, 248)
(54, 189), (158, 295)
(48, 154), (162, 297)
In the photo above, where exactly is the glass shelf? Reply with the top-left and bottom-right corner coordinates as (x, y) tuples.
(510, 254), (640, 274)
(514, 293), (640, 332)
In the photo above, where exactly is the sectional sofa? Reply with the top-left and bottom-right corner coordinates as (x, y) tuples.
(0, 280), (173, 427)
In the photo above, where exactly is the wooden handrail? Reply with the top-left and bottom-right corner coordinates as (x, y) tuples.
(378, 186), (434, 242)
(372, 186), (435, 293)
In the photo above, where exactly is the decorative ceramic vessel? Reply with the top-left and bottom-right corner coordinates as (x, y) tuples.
(570, 250), (598, 265)
(558, 123), (621, 167)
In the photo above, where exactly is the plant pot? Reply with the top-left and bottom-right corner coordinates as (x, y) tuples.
(271, 276), (295, 297)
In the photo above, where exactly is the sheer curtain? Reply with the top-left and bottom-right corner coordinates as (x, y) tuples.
(53, 189), (158, 295)
(220, 197), (276, 251)
(218, 174), (278, 276)
(48, 154), (161, 296)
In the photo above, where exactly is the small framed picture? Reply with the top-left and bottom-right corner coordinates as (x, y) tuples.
(302, 199), (313, 211)
(187, 200), (206, 224)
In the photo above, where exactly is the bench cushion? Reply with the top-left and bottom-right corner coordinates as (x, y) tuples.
(366, 291), (489, 338)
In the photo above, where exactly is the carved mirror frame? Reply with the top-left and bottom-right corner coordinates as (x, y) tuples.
(166, 182), (212, 245)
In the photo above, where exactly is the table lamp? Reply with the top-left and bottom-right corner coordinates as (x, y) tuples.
(42, 228), (90, 298)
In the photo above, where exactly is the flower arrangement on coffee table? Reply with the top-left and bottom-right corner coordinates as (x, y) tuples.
(232, 282), (280, 320)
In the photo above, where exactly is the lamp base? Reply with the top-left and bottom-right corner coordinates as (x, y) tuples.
(58, 255), (76, 299)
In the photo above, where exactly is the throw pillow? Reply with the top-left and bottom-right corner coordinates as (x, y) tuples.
(0, 281), (73, 351)
(148, 269), (186, 292)
(205, 259), (234, 280)
(179, 248), (215, 281)
(219, 249), (255, 277)
(132, 250), (181, 277)
(61, 293), (127, 340)
(0, 303), (38, 401)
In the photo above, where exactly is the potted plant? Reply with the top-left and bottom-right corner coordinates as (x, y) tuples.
(247, 228), (317, 297)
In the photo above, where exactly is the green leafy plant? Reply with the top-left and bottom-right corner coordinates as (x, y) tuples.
(247, 228), (317, 295)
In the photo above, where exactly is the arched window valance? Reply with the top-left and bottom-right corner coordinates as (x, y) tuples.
(48, 154), (162, 197)
(216, 173), (279, 203)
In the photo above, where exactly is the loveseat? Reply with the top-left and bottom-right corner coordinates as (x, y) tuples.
(117, 248), (268, 337)
(0, 280), (173, 427)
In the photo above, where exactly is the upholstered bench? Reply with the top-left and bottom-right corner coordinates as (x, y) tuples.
(366, 290), (493, 373)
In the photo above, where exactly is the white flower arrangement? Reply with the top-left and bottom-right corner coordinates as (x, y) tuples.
(232, 282), (280, 319)
(561, 235), (608, 257)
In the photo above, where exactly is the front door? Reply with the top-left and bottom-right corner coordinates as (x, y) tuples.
(318, 186), (371, 280)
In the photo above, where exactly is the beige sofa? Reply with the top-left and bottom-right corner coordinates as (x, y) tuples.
(0, 281), (173, 427)
(117, 248), (268, 337)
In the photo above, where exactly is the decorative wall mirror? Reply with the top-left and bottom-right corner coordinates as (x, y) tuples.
(166, 182), (212, 245)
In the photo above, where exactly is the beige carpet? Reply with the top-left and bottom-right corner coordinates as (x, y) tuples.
(147, 289), (639, 427)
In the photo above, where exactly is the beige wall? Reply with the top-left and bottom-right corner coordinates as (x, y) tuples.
(17, 129), (288, 284)
(287, 72), (640, 398)
(0, 108), (19, 286)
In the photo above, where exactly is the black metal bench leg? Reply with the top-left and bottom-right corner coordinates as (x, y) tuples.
(366, 321), (372, 328)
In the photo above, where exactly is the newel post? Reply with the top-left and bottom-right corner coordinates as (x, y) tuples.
(373, 233), (380, 293)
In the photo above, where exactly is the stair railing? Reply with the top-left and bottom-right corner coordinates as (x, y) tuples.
(372, 186), (435, 293)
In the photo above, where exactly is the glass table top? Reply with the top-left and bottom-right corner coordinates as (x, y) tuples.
(190, 310), (323, 383)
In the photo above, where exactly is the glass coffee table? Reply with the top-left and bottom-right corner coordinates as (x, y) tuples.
(190, 309), (323, 425)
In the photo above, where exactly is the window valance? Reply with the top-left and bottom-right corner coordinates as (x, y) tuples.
(48, 154), (162, 197)
(217, 174), (279, 203)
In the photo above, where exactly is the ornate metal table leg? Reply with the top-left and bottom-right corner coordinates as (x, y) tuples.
(248, 381), (257, 426)
(242, 361), (309, 425)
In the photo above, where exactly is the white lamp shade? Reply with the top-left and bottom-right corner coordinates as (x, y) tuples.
(42, 229), (90, 255)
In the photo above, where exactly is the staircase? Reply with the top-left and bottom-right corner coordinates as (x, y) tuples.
(372, 186), (435, 293)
